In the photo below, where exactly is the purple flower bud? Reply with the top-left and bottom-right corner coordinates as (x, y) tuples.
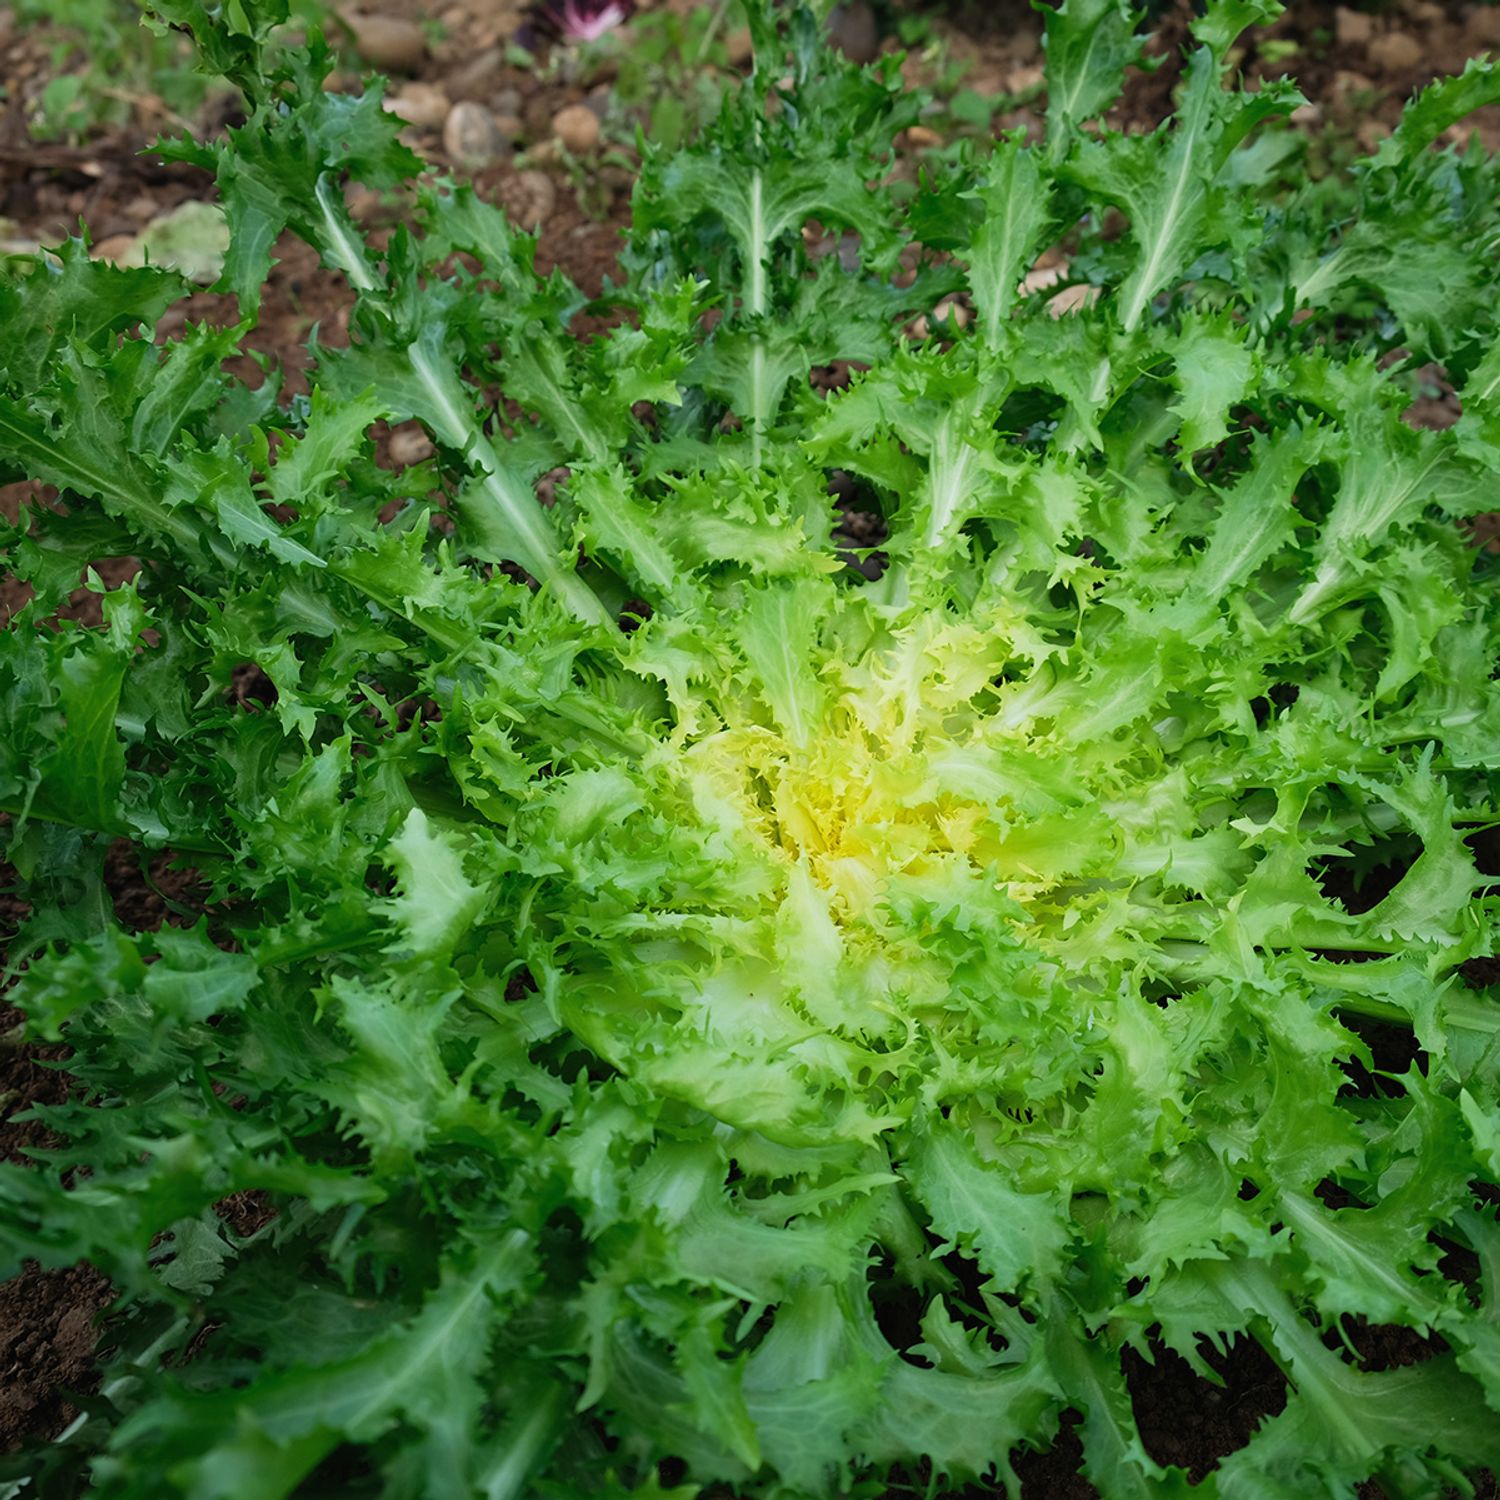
(528, 0), (636, 44)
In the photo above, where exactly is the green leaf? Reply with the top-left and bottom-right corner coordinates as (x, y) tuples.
(1042, 0), (1146, 154)
(737, 581), (826, 746)
(1193, 424), (1321, 598)
(905, 1125), (1069, 1297)
(0, 238), (182, 391)
(961, 135), (1053, 342)
(107, 1235), (533, 1495)
(1371, 56), (1500, 171)
(382, 808), (492, 961)
(38, 639), (129, 831)
(1166, 312), (1258, 454)
(1067, 46), (1301, 330)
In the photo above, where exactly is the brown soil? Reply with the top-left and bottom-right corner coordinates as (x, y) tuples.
(0, 904), (104, 1451)
(2, 0), (1499, 1486)
(0, 1262), (112, 1453)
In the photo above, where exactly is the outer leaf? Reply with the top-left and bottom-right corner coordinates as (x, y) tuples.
(962, 135), (1053, 343)
(1042, 0), (1146, 154)
(905, 1125), (1069, 1297)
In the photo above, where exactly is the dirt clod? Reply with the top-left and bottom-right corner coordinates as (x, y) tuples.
(1469, 7), (1500, 46)
(1332, 69), (1377, 100)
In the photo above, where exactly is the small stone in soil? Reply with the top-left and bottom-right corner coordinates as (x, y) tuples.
(345, 186), (386, 221)
(342, 12), (427, 72)
(385, 82), (450, 128)
(388, 426), (436, 467)
(497, 169), (557, 231)
(444, 102), (510, 168)
(1048, 284), (1100, 318)
(552, 103), (601, 153)
(446, 46), (503, 101)
(1334, 5), (1375, 46)
(1009, 24), (1041, 61)
(1367, 30), (1423, 71)
(1469, 7), (1500, 46)
(89, 233), (136, 265)
(828, 0), (879, 64)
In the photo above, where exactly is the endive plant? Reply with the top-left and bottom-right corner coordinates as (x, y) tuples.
(2, 0), (1499, 1494)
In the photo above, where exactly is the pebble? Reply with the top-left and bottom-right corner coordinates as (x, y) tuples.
(1047, 284), (1100, 318)
(1020, 261), (1067, 297)
(447, 47), (503, 101)
(443, 101), (510, 168)
(829, 0), (879, 64)
(1468, 7), (1500, 45)
(725, 27), (754, 68)
(1332, 69), (1376, 99)
(385, 82), (450, 128)
(1368, 30), (1423, 71)
(497, 169), (557, 230)
(1009, 25), (1041, 61)
(122, 192), (159, 223)
(89, 233), (136, 265)
(1334, 5), (1375, 46)
(388, 426), (436, 467)
(345, 186), (385, 220)
(342, 12), (427, 72)
(933, 298), (969, 330)
(552, 103), (601, 152)
(902, 124), (941, 149)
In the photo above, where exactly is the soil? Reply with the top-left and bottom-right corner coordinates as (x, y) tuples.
(2, 0), (1499, 1489)
(0, 1262), (112, 1454)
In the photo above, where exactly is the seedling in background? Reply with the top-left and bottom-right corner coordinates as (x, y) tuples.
(594, 2), (747, 151)
(11, 0), (324, 139)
